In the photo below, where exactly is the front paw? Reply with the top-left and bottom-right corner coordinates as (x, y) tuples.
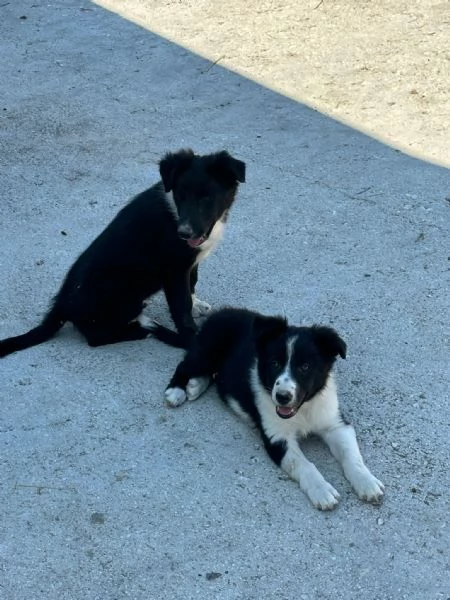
(192, 296), (212, 318)
(300, 468), (340, 510)
(305, 479), (340, 511)
(165, 387), (187, 407)
(352, 468), (385, 504)
(186, 377), (210, 401)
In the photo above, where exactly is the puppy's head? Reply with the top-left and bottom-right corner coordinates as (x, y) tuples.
(159, 149), (246, 248)
(255, 319), (346, 419)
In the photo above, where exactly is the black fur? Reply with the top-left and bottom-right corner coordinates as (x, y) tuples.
(0, 149), (245, 357)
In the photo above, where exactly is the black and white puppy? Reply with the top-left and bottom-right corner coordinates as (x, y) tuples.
(0, 149), (245, 357)
(164, 308), (384, 510)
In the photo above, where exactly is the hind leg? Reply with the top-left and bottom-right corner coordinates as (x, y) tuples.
(78, 319), (151, 347)
(73, 292), (153, 347)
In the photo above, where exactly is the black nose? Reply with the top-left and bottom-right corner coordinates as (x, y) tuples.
(275, 391), (293, 405)
(177, 223), (193, 239)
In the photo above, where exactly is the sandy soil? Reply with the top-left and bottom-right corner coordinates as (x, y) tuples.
(96, 0), (450, 167)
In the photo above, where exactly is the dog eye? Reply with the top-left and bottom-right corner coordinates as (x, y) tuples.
(271, 360), (282, 370)
(299, 363), (310, 372)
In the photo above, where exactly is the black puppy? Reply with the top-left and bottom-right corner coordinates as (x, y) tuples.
(164, 307), (384, 510)
(0, 149), (245, 357)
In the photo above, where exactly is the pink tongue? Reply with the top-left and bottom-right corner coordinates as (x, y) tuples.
(187, 237), (204, 248)
(276, 406), (294, 417)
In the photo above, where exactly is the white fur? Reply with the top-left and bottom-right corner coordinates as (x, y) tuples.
(186, 376), (210, 401)
(322, 426), (385, 502)
(165, 377), (210, 408)
(251, 365), (341, 440)
(164, 191), (179, 220)
(194, 221), (225, 265)
(281, 444), (341, 510)
(165, 387), (186, 407)
(250, 364), (384, 509)
(191, 296), (212, 318)
(273, 336), (298, 402)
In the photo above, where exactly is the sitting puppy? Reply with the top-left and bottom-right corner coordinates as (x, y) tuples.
(0, 149), (245, 357)
(163, 307), (385, 510)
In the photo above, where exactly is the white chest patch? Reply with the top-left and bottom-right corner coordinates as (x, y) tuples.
(250, 363), (340, 441)
(164, 192), (224, 264)
(195, 220), (225, 265)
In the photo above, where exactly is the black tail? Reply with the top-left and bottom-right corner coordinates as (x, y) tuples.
(0, 308), (66, 358)
(150, 322), (189, 349)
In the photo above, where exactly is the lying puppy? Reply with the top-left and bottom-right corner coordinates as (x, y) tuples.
(163, 307), (384, 510)
(0, 149), (245, 357)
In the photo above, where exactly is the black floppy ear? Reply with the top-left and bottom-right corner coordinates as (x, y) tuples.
(312, 326), (347, 360)
(253, 314), (287, 348)
(159, 148), (195, 192)
(210, 151), (246, 184)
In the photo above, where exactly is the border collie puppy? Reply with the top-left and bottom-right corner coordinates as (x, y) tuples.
(163, 308), (384, 510)
(0, 149), (245, 357)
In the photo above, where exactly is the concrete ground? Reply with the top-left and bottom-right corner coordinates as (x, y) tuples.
(0, 2), (449, 599)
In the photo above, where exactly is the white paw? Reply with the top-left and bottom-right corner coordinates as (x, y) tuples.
(165, 387), (187, 407)
(192, 296), (212, 318)
(302, 473), (340, 510)
(352, 469), (385, 503)
(186, 377), (210, 401)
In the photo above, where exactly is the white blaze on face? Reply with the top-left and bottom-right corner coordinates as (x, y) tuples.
(272, 336), (298, 405)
